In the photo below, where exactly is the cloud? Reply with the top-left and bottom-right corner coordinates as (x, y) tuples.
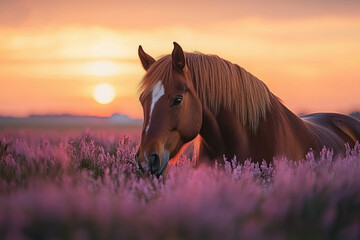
(0, 0), (359, 29)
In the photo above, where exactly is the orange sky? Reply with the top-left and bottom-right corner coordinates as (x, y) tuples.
(0, 0), (359, 118)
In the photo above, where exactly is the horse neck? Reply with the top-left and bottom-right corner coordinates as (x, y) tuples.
(198, 91), (313, 162)
(259, 95), (305, 136)
(254, 96), (315, 160)
(187, 57), (314, 161)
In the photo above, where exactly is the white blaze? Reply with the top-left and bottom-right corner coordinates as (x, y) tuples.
(146, 81), (165, 132)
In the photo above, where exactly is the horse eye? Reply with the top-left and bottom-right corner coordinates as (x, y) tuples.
(172, 97), (183, 106)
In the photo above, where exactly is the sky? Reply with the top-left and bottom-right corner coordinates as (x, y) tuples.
(0, 0), (359, 118)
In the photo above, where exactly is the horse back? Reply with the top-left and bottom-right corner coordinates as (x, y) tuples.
(301, 113), (360, 152)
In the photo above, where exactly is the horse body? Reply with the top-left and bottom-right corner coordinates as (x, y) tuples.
(136, 42), (360, 176)
(302, 113), (360, 152)
(199, 97), (360, 164)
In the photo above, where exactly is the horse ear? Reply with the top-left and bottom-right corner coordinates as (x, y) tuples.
(138, 45), (155, 71)
(172, 42), (186, 71)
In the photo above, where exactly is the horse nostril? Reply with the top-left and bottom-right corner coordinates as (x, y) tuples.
(134, 151), (144, 172)
(138, 161), (145, 173)
(149, 153), (160, 174)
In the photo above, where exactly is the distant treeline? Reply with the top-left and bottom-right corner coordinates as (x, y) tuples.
(0, 113), (143, 129)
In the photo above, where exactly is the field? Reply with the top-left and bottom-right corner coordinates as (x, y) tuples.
(1, 128), (360, 240)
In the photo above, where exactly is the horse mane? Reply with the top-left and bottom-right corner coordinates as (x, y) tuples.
(139, 52), (273, 132)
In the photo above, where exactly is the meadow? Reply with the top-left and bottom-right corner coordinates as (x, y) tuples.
(0, 128), (360, 240)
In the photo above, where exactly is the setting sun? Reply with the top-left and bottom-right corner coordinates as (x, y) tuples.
(93, 83), (115, 104)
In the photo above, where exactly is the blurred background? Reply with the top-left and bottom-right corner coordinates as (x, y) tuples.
(0, 0), (359, 125)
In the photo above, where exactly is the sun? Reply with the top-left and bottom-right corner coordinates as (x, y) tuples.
(93, 83), (115, 104)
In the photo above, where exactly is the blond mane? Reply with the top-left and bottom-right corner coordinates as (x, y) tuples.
(139, 52), (272, 132)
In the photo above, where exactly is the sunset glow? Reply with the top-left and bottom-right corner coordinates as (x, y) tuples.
(86, 61), (120, 76)
(0, 1), (359, 118)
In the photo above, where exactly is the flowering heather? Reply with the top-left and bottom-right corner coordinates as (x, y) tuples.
(0, 128), (360, 240)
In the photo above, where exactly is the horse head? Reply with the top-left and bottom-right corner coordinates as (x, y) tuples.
(135, 42), (202, 177)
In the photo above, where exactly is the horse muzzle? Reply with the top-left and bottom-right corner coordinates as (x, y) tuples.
(135, 150), (170, 177)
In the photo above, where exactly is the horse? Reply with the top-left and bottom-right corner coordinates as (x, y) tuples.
(135, 42), (360, 176)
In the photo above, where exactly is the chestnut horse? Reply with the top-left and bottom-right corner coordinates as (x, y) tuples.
(135, 42), (360, 176)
